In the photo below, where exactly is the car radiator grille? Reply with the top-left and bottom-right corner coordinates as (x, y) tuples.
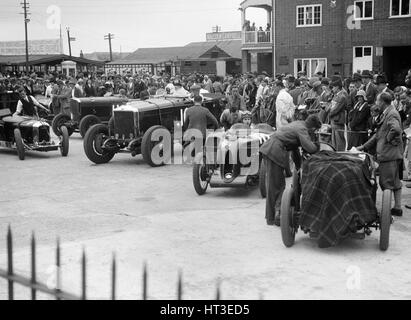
(114, 111), (136, 139)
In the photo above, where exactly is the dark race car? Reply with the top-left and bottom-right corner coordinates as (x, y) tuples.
(0, 108), (69, 160)
(83, 96), (193, 166)
(192, 123), (275, 196)
(52, 96), (129, 138)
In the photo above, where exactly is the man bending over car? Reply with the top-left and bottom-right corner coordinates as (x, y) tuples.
(260, 115), (321, 226)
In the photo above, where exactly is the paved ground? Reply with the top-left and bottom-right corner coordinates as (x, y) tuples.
(1, 132), (411, 300)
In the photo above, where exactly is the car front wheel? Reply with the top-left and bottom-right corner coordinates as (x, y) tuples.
(52, 114), (74, 137)
(79, 115), (101, 138)
(60, 126), (69, 157)
(141, 125), (172, 167)
(83, 124), (115, 164)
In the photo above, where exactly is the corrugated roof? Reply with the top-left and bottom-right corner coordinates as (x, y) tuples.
(0, 54), (105, 66)
(107, 40), (242, 65)
(83, 52), (131, 62)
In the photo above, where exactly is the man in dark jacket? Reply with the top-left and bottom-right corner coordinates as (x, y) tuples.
(358, 92), (404, 217)
(184, 95), (219, 139)
(362, 70), (378, 105)
(329, 75), (348, 151)
(260, 115), (321, 226)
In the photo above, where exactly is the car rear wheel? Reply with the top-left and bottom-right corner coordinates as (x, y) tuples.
(280, 188), (297, 248)
(14, 128), (25, 161)
(79, 115), (101, 138)
(193, 152), (210, 195)
(60, 126), (69, 157)
(83, 124), (115, 164)
(141, 125), (172, 167)
(259, 159), (267, 198)
(52, 114), (73, 137)
(380, 190), (392, 251)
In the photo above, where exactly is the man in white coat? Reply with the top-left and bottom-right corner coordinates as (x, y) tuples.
(275, 80), (295, 129)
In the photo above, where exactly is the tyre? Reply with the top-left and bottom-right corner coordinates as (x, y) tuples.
(259, 159), (267, 198)
(285, 152), (295, 178)
(60, 126), (69, 157)
(141, 125), (172, 167)
(52, 114), (73, 137)
(79, 115), (101, 138)
(379, 189), (392, 251)
(83, 124), (115, 164)
(193, 152), (210, 195)
(280, 188), (297, 248)
(291, 168), (301, 211)
(108, 117), (115, 136)
(14, 128), (25, 161)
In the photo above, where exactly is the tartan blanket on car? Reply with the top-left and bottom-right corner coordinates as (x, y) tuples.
(299, 151), (378, 248)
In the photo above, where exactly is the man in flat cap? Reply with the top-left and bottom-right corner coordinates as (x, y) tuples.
(329, 75), (348, 151)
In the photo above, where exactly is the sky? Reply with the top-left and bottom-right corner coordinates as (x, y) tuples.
(0, 0), (267, 55)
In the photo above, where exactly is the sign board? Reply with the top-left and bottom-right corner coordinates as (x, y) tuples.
(376, 47), (383, 57)
(206, 31), (242, 41)
(0, 39), (63, 55)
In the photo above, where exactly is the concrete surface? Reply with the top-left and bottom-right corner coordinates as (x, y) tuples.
(1, 133), (411, 300)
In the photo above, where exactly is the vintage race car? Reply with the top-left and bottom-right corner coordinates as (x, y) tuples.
(192, 123), (275, 196)
(0, 108), (69, 160)
(52, 96), (130, 138)
(83, 96), (193, 166)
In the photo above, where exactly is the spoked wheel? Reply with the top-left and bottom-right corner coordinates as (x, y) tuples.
(83, 124), (115, 164)
(14, 128), (25, 161)
(259, 158), (267, 198)
(379, 189), (392, 251)
(59, 126), (69, 157)
(193, 152), (211, 195)
(280, 188), (297, 247)
(52, 114), (74, 137)
(141, 126), (172, 167)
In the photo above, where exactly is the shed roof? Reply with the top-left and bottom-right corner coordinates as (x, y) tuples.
(106, 40), (242, 65)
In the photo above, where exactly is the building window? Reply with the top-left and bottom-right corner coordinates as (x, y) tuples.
(294, 58), (327, 77)
(354, 0), (374, 20)
(390, 0), (411, 17)
(354, 46), (373, 58)
(211, 51), (219, 58)
(184, 61), (192, 67)
(200, 61), (207, 66)
(296, 5), (322, 27)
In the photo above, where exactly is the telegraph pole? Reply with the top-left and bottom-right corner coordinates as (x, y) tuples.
(104, 33), (114, 62)
(271, 0), (276, 77)
(66, 27), (72, 56)
(21, 0), (30, 73)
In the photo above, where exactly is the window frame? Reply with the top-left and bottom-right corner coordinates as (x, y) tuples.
(354, 0), (374, 20)
(296, 4), (323, 27)
(294, 58), (327, 77)
(390, 0), (411, 18)
(353, 46), (373, 58)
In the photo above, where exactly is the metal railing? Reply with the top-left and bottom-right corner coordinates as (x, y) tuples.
(243, 31), (272, 44)
(0, 226), (222, 300)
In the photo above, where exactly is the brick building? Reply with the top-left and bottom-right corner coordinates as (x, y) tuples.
(241, 0), (411, 86)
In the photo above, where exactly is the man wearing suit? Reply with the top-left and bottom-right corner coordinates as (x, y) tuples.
(358, 92), (404, 217)
(329, 75), (348, 151)
(362, 70), (378, 106)
(375, 75), (394, 98)
(260, 115), (321, 226)
(347, 90), (370, 149)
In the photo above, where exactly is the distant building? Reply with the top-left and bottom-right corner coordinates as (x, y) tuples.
(82, 52), (132, 62)
(0, 39), (63, 55)
(241, 0), (411, 86)
(105, 38), (242, 77)
(0, 54), (104, 75)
